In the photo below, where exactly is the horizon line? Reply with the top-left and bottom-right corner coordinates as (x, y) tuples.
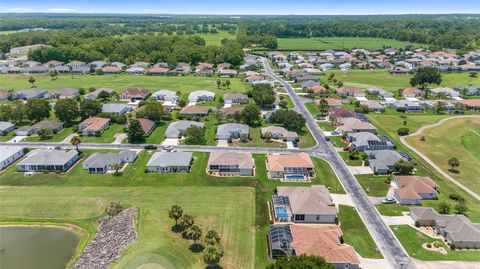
(1, 12), (480, 16)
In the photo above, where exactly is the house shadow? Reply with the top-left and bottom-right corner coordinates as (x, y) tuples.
(171, 225), (183, 233)
(448, 169), (460, 174)
(205, 265), (223, 269)
(189, 243), (204, 253)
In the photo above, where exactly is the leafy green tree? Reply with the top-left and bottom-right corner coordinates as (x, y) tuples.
(185, 224), (203, 244)
(70, 135), (81, 151)
(127, 119), (145, 142)
(97, 90), (111, 101)
(269, 109), (306, 132)
(216, 79), (221, 88)
(111, 163), (122, 176)
(26, 99), (51, 122)
(106, 201), (124, 216)
(317, 98), (329, 114)
(448, 157), (460, 172)
(438, 201), (451, 214)
(179, 214), (195, 230)
(168, 205), (183, 226)
(263, 131), (273, 143)
(279, 100), (288, 109)
(203, 245), (224, 267)
(397, 127), (410, 136)
(183, 125), (205, 145)
(36, 128), (53, 140)
(204, 229), (221, 246)
(455, 201), (468, 214)
(252, 84), (276, 108)
(266, 254), (333, 269)
(348, 146), (359, 160)
(393, 160), (414, 175)
(225, 80), (231, 88)
(54, 98), (79, 126)
(28, 77), (36, 87)
(80, 99), (102, 119)
(409, 67), (442, 90)
(136, 102), (164, 122)
(240, 104), (261, 126)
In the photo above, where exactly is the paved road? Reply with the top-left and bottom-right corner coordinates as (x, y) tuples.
(261, 57), (415, 269)
(400, 115), (480, 201)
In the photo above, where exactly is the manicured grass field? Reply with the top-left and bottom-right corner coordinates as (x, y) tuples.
(318, 121), (335, 131)
(0, 186), (256, 269)
(194, 31), (237, 46)
(368, 114), (480, 222)
(376, 204), (410, 216)
(391, 225), (480, 261)
(80, 124), (125, 143)
(329, 136), (348, 148)
(405, 117), (480, 195)
(325, 70), (480, 93)
(24, 127), (75, 142)
(0, 74), (250, 97)
(355, 174), (391, 197)
(338, 205), (383, 259)
(338, 151), (363, 166)
(277, 37), (424, 51)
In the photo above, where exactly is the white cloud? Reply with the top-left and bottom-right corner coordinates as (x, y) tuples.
(5, 7), (33, 12)
(47, 8), (77, 12)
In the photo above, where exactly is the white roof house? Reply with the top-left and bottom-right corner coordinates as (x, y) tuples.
(102, 103), (132, 115)
(188, 91), (215, 102)
(165, 121), (205, 139)
(151, 90), (178, 101)
(216, 123), (250, 140)
(146, 151), (193, 173)
(0, 121), (15, 133)
(0, 146), (25, 170)
(16, 149), (79, 172)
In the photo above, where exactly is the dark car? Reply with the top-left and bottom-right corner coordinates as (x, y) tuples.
(144, 145), (157, 150)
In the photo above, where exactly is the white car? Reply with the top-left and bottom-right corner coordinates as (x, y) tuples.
(381, 197), (396, 204)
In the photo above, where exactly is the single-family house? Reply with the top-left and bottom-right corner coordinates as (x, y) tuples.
(119, 88), (150, 101)
(410, 207), (480, 249)
(315, 98), (342, 110)
(460, 99), (480, 110)
(78, 117), (110, 136)
(223, 93), (248, 104)
(111, 62), (125, 69)
(218, 69), (238, 77)
(15, 126), (35, 136)
(136, 118), (155, 136)
(207, 151), (254, 176)
(301, 80), (320, 89)
(147, 67), (170, 76)
(365, 150), (407, 174)
(16, 149), (79, 172)
(267, 153), (314, 179)
(329, 109), (357, 121)
(151, 89), (178, 101)
(82, 151), (137, 173)
(66, 60), (85, 69)
(179, 106), (209, 118)
(0, 121), (15, 134)
(89, 61), (107, 69)
(101, 66), (122, 74)
(261, 126), (298, 141)
(346, 132), (394, 151)
(43, 60), (64, 67)
(10, 88), (47, 100)
(275, 185), (336, 223)
(429, 87), (460, 98)
(83, 87), (115, 100)
(0, 146), (25, 170)
(360, 100), (385, 112)
(393, 176), (438, 205)
(366, 87), (393, 99)
(31, 120), (64, 133)
(402, 87), (423, 98)
(216, 123), (249, 140)
(146, 151), (193, 173)
(188, 91), (215, 102)
(336, 118), (377, 135)
(49, 88), (79, 99)
(336, 87), (365, 98)
(102, 103), (132, 115)
(125, 67), (145, 75)
(165, 121), (204, 139)
(386, 100), (423, 112)
(130, 61), (149, 68)
(220, 106), (244, 117)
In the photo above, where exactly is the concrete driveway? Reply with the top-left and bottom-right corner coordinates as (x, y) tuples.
(217, 139), (228, 147)
(162, 138), (179, 146)
(348, 165), (373, 175)
(8, 135), (28, 143)
(286, 141), (295, 149)
(112, 133), (127, 144)
(360, 257), (392, 269)
(413, 259), (480, 269)
(381, 214), (414, 226)
(331, 194), (355, 207)
(61, 133), (79, 143)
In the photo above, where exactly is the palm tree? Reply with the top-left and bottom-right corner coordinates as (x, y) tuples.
(448, 157), (460, 172)
(204, 229), (221, 246)
(168, 205), (183, 226)
(70, 136), (81, 152)
(179, 214), (195, 230)
(185, 224), (202, 244)
(28, 77), (36, 88)
(348, 146), (358, 160)
(203, 245), (224, 267)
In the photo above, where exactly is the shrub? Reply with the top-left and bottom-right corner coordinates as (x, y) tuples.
(72, 125), (79, 132)
(415, 220), (420, 228)
(106, 201), (124, 216)
(397, 127), (410, 136)
(426, 243), (432, 248)
(433, 242), (441, 248)
(449, 193), (461, 200)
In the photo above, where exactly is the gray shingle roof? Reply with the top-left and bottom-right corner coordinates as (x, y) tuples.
(146, 151), (193, 167)
(216, 123), (249, 138)
(102, 103), (132, 114)
(18, 149), (78, 166)
(165, 121), (205, 139)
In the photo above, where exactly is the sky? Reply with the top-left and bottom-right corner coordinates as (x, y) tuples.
(1, 0), (480, 15)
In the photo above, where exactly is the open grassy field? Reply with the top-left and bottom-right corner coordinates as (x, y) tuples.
(405, 117), (480, 195)
(325, 70), (480, 93)
(0, 150), (347, 268)
(0, 186), (256, 269)
(0, 74), (250, 96)
(368, 114), (480, 222)
(277, 37), (424, 51)
(338, 205), (383, 259)
(391, 225), (480, 261)
(355, 174), (391, 197)
(194, 31), (236, 46)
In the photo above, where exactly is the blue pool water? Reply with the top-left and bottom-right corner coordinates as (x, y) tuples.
(275, 207), (289, 219)
(284, 174), (307, 181)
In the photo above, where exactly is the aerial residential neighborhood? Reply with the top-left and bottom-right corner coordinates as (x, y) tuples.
(0, 4), (479, 269)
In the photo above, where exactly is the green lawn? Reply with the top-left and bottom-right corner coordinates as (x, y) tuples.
(0, 132), (15, 142)
(405, 117), (480, 195)
(356, 174), (391, 197)
(318, 121), (335, 131)
(0, 150), (345, 268)
(194, 31), (237, 46)
(277, 37), (424, 51)
(24, 127), (75, 142)
(329, 136), (348, 148)
(392, 225), (480, 261)
(325, 70), (480, 93)
(338, 151), (363, 166)
(80, 124), (125, 143)
(338, 205), (383, 259)
(0, 74), (250, 97)
(305, 102), (321, 118)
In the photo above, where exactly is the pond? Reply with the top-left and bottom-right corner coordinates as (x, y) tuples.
(0, 226), (81, 269)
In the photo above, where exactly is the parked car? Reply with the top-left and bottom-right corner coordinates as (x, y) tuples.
(144, 145), (157, 150)
(381, 197), (396, 204)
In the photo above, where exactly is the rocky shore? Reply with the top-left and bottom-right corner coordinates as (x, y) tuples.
(75, 207), (138, 269)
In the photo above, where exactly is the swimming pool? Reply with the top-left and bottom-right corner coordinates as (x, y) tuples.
(274, 207), (289, 219)
(283, 174), (307, 181)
